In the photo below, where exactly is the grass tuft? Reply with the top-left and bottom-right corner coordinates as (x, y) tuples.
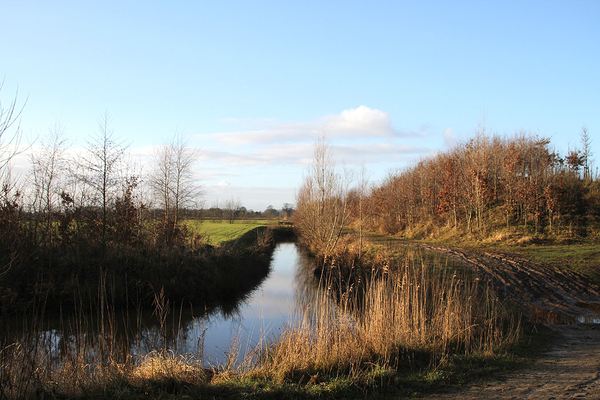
(130, 350), (208, 386)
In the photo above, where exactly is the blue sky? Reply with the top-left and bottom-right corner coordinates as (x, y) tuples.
(1, 1), (598, 210)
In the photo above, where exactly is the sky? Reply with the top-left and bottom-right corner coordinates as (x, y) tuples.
(1, 1), (599, 211)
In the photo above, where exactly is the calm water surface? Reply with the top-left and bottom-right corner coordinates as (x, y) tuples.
(171, 242), (308, 365)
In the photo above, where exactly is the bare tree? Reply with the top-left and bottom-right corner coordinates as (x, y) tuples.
(465, 122), (493, 231)
(581, 126), (593, 181)
(354, 164), (370, 257)
(281, 202), (294, 219)
(0, 80), (26, 183)
(150, 132), (201, 245)
(224, 197), (242, 224)
(294, 135), (352, 257)
(0, 82), (26, 281)
(30, 121), (69, 245)
(79, 112), (128, 247)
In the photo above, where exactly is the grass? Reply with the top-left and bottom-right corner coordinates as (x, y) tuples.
(361, 221), (600, 287)
(186, 220), (271, 245)
(248, 254), (520, 386)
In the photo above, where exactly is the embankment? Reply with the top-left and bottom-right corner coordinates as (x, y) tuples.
(0, 225), (295, 317)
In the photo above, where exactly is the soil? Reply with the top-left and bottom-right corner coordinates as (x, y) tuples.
(409, 243), (600, 324)
(424, 324), (600, 399)
(398, 242), (600, 399)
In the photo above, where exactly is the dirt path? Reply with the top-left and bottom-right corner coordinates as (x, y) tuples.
(425, 324), (600, 400)
(387, 242), (600, 399)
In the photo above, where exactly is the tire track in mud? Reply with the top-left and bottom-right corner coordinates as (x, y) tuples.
(401, 243), (600, 323)
(388, 242), (600, 399)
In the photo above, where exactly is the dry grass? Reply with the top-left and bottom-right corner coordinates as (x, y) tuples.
(129, 350), (208, 385)
(0, 331), (109, 398)
(248, 253), (520, 384)
(0, 336), (210, 398)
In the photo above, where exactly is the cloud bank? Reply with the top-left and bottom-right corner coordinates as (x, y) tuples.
(187, 106), (444, 209)
(7, 106), (447, 210)
(192, 106), (436, 170)
(203, 106), (415, 147)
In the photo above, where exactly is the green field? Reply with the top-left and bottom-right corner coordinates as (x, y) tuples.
(186, 220), (270, 244)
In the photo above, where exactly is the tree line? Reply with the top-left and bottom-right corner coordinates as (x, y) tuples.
(294, 128), (598, 258)
(2, 110), (291, 253)
(8, 114), (201, 251)
(0, 87), (279, 313)
(193, 202), (294, 223)
(366, 128), (597, 238)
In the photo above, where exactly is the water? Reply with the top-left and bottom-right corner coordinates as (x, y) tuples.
(180, 242), (303, 365)
(14, 242), (600, 369)
(129, 242), (309, 366)
(578, 314), (600, 324)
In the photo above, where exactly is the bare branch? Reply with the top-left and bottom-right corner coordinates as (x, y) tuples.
(0, 80), (28, 174)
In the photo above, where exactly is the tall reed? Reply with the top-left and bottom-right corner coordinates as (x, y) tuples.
(0, 282), (206, 398)
(250, 252), (520, 383)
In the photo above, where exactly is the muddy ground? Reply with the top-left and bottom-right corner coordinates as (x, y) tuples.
(394, 242), (600, 399)
(423, 324), (600, 399)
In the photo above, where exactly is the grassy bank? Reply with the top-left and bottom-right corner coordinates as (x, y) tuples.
(374, 220), (600, 287)
(0, 223), (279, 317)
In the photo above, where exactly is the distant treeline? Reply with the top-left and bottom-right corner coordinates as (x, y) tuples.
(185, 203), (294, 223)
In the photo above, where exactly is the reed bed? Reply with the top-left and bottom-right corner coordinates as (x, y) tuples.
(0, 316), (210, 398)
(249, 252), (520, 384)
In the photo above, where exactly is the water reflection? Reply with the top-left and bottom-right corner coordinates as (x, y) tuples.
(8, 242), (413, 368)
(15, 240), (600, 377)
(170, 242), (310, 365)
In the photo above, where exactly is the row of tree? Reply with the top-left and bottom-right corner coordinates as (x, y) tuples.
(0, 86), (287, 311)
(15, 114), (201, 250)
(294, 129), (598, 257)
(195, 202), (294, 223)
(0, 94), (289, 254)
(365, 128), (597, 237)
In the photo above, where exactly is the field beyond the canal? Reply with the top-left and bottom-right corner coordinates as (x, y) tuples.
(186, 220), (271, 244)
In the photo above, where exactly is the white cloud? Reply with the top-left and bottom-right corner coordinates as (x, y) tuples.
(189, 106), (439, 179)
(200, 142), (315, 167)
(335, 142), (429, 161)
(322, 106), (396, 138)
(200, 106), (409, 147)
(205, 126), (316, 147)
(6, 107), (443, 211)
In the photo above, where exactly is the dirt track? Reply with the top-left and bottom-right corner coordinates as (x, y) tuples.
(425, 324), (600, 399)
(393, 242), (600, 399)
(407, 243), (600, 323)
